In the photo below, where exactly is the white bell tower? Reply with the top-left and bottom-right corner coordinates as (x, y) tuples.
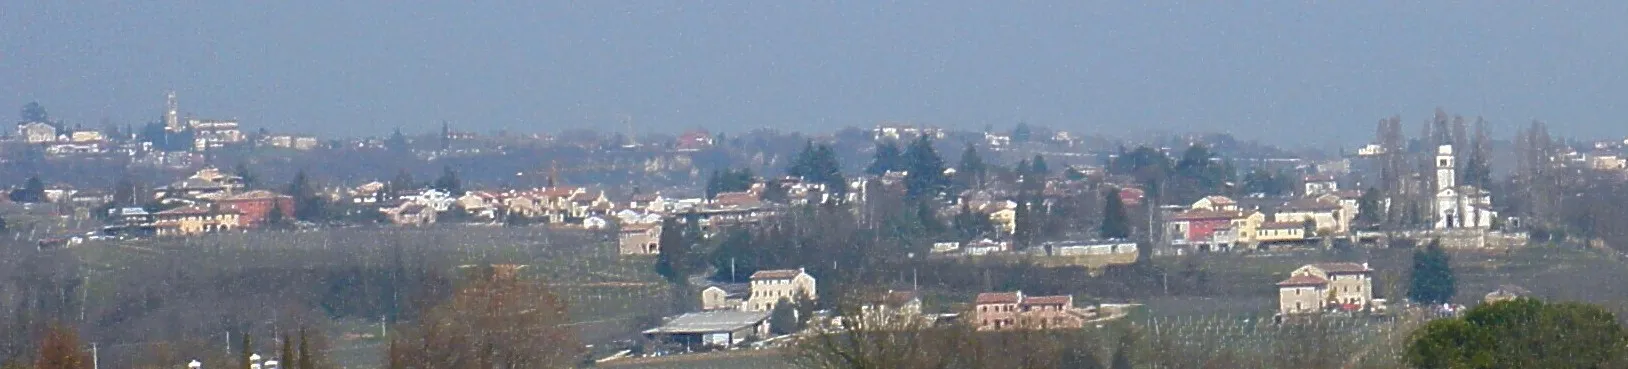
(1435, 145), (1455, 192)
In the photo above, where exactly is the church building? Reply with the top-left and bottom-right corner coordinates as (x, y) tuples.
(1433, 145), (1496, 229)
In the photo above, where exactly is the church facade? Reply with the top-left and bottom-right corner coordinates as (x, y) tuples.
(1432, 145), (1496, 229)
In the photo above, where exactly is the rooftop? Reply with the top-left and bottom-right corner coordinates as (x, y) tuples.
(1277, 274), (1329, 287)
(1022, 295), (1073, 306)
(1311, 262), (1372, 274)
(642, 310), (770, 334)
(1259, 221), (1305, 230)
(750, 268), (804, 280)
(975, 292), (1021, 305)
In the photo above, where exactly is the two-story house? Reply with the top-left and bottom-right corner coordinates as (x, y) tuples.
(972, 290), (1091, 331)
(856, 290), (925, 329)
(214, 190), (295, 228)
(17, 122), (58, 143)
(1276, 263), (1374, 315)
(1303, 174), (1339, 196)
(1275, 198), (1345, 236)
(618, 223), (662, 255)
(153, 205), (241, 236)
(745, 268), (817, 312)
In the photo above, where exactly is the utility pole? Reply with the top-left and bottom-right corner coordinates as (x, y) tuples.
(92, 342), (99, 369)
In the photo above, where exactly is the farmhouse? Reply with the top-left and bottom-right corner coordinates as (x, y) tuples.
(1276, 263), (1374, 315)
(745, 268), (817, 312)
(972, 291), (1093, 331)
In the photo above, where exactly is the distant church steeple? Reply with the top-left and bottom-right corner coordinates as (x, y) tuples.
(164, 91), (181, 132)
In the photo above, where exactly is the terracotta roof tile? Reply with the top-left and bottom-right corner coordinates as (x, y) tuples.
(750, 269), (803, 280)
(1171, 210), (1244, 221)
(975, 292), (1021, 304)
(1311, 262), (1371, 274)
(1277, 275), (1329, 286)
(1022, 295), (1072, 306)
(1260, 221), (1304, 230)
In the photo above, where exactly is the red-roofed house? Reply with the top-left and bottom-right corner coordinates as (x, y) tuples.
(1277, 262), (1374, 314)
(973, 291), (1093, 331)
(676, 130), (714, 151)
(214, 190), (295, 228)
(1165, 210), (1248, 249)
(1118, 187), (1145, 207)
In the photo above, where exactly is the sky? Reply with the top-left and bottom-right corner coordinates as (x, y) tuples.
(3, 1), (1626, 147)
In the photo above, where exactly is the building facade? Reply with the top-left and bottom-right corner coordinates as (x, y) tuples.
(745, 268), (817, 312)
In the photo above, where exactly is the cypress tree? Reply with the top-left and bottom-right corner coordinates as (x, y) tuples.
(1101, 188), (1131, 239)
(1409, 239), (1457, 305)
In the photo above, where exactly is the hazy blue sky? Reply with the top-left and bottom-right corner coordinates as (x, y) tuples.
(4, 1), (1625, 146)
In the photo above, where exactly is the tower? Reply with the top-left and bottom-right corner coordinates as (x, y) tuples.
(164, 91), (180, 132)
(440, 120), (450, 151)
(1435, 144), (1455, 192)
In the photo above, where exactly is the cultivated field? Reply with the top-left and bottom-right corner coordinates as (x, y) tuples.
(62, 225), (676, 367)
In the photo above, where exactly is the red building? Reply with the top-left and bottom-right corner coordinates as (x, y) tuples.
(1166, 210), (1242, 244)
(216, 190), (296, 228)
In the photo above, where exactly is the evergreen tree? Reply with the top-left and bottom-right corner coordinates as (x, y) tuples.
(655, 215), (700, 284)
(787, 141), (817, 179)
(266, 201), (287, 228)
(20, 102), (49, 123)
(235, 162), (258, 189)
(281, 331), (295, 369)
(955, 145), (987, 191)
(865, 141), (904, 175)
(770, 297), (798, 335)
(1014, 200), (1035, 248)
(432, 165), (462, 195)
(112, 175), (138, 206)
(1101, 188), (1131, 239)
(297, 327), (313, 369)
(810, 144), (847, 197)
(390, 169), (416, 196)
(916, 200), (946, 236)
(287, 170), (326, 221)
(902, 136), (949, 199)
(240, 333), (253, 369)
(1029, 155), (1049, 177)
(789, 142), (847, 198)
(1356, 187), (1384, 227)
(953, 204), (994, 240)
(8, 176), (46, 203)
(793, 291), (817, 330)
(385, 128), (410, 153)
(1012, 122), (1033, 143)
(1409, 239), (1457, 305)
